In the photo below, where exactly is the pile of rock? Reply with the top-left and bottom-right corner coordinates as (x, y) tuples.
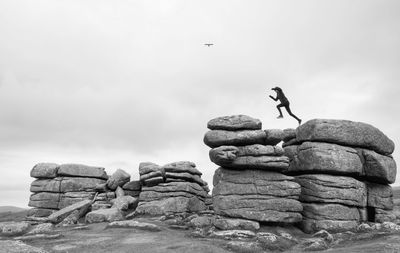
(135, 161), (209, 216)
(283, 119), (397, 233)
(28, 163), (109, 217)
(203, 115), (303, 224)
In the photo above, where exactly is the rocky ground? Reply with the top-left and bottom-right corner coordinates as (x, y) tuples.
(2, 210), (400, 253)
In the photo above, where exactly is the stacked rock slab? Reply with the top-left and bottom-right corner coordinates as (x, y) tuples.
(135, 161), (209, 216)
(28, 163), (109, 216)
(283, 119), (397, 233)
(204, 115), (303, 223)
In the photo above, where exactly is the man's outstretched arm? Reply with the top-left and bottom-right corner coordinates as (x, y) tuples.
(269, 95), (278, 101)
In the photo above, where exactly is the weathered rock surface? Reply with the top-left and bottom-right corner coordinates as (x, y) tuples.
(301, 203), (360, 233)
(207, 115), (262, 131)
(296, 119), (395, 155)
(295, 174), (367, 207)
(85, 208), (124, 223)
(366, 182), (393, 210)
(135, 196), (206, 216)
(122, 180), (142, 191)
(107, 220), (162, 231)
(112, 196), (138, 211)
(162, 161), (202, 175)
(213, 195), (302, 223)
(107, 169), (131, 190)
(58, 164), (108, 179)
(213, 168), (300, 198)
(30, 163), (59, 179)
(283, 128), (296, 142)
(30, 178), (62, 192)
(29, 192), (60, 209)
(140, 182), (207, 200)
(213, 217), (260, 231)
(204, 130), (267, 148)
(58, 191), (95, 209)
(264, 129), (284, 145)
(0, 221), (31, 236)
(60, 177), (107, 192)
(284, 142), (363, 175)
(362, 149), (397, 184)
(375, 209), (396, 223)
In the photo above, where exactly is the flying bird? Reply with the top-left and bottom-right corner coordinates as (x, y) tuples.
(204, 43), (214, 47)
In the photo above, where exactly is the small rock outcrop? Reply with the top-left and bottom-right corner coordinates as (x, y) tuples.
(204, 115), (303, 223)
(284, 119), (397, 233)
(135, 161), (210, 216)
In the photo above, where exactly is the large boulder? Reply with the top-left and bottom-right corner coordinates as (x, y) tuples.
(284, 142), (363, 175)
(264, 129), (284, 145)
(295, 174), (367, 207)
(107, 169), (131, 190)
(122, 180), (142, 191)
(57, 164), (108, 179)
(112, 196), (138, 211)
(362, 149), (397, 184)
(30, 163), (59, 179)
(366, 182), (393, 210)
(296, 119), (395, 155)
(207, 115), (262, 131)
(300, 203), (360, 233)
(204, 130), (267, 148)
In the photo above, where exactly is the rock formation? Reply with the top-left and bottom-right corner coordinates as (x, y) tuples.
(135, 161), (209, 216)
(283, 119), (397, 233)
(204, 115), (303, 223)
(28, 163), (141, 220)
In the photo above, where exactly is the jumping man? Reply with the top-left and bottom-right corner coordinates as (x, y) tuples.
(269, 86), (302, 125)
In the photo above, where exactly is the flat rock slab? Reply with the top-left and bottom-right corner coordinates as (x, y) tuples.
(60, 177), (107, 192)
(47, 199), (92, 224)
(107, 220), (162, 231)
(213, 195), (302, 223)
(85, 208), (124, 223)
(27, 208), (55, 217)
(296, 119), (394, 155)
(264, 129), (285, 145)
(164, 172), (206, 186)
(107, 169), (131, 190)
(295, 174), (367, 207)
(30, 178), (62, 192)
(58, 164), (108, 179)
(362, 149), (397, 184)
(0, 221), (31, 236)
(30, 163), (59, 179)
(213, 168), (300, 198)
(139, 162), (162, 175)
(162, 161), (202, 175)
(0, 240), (48, 253)
(141, 182), (207, 198)
(58, 191), (96, 209)
(204, 130), (267, 148)
(366, 182), (393, 210)
(207, 115), (262, 131)
(210, 230), (256, 239)
(284, 142), (363, 175)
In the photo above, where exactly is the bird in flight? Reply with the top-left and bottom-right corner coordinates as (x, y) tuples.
(204, 43), (214, 47)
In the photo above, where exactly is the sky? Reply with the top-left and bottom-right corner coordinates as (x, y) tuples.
(0, 0), (399, 207)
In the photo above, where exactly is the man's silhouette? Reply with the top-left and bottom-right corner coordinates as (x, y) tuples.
(269, 86), (302, 125)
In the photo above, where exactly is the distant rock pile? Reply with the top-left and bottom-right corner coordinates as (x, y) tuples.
(29, 163), (109, 217)
(204, 115), (303, 223)
(135, 161), (210, 216)
(28, 163), (141, 221)
(283, 119), (397, 233)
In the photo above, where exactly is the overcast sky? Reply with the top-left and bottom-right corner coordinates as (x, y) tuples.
(1, 0), (399, 207)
